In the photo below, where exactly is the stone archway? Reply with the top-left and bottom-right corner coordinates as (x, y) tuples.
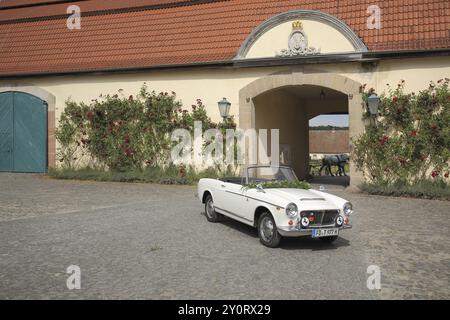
(238, 71), (365, 187)
(0, 84), (56, 169)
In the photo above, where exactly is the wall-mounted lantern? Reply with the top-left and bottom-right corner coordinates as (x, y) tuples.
(218, 97), (231, 121)
(320, 88), (326, 100)
(367, 93), (380, 116)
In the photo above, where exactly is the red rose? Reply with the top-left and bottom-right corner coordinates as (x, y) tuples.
(379, 135), (389, 146)
(410, 130), (417, 137)
(125, 148), (135, 157)
(431, 171), (439, 178)
(393, 96), (398, 103)
(445, 172), (449, 178)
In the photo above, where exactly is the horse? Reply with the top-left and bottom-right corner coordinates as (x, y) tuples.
(319, 154), (349, 177)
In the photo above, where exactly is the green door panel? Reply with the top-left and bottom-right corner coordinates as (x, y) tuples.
(0, 92), (14, 172)
(13, 92), (47, 173)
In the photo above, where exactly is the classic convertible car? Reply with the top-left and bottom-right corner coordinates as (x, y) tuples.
(197, 165), (353, 247)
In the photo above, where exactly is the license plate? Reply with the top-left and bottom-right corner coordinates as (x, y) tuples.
(311, 228), (339, 238)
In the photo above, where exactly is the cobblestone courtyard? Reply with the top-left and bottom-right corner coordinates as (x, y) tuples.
(0, 173), (449, 299)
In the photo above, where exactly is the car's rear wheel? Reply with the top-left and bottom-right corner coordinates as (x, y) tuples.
(258, 212), (281, 248)
(205, 195), (220, 223)
(320, 236), (338, 243)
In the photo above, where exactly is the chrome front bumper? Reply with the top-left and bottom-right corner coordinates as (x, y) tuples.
(277, 224), (352, 237)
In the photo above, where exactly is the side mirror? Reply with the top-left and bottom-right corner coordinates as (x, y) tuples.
(256, 184), (265, 193)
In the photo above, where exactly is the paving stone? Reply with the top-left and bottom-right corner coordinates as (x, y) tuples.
(0, 173), (448, 299)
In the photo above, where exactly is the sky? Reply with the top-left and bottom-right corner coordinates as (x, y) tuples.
(309, 115), (349, 127)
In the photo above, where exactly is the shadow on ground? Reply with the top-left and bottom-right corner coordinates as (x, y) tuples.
(309, 175), (350, 188)
(206, 212), (351, 251)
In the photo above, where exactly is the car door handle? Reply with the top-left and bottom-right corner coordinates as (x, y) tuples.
(221, 185), (226, 188)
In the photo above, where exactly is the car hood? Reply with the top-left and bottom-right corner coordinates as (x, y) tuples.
(261, 188), (343, 211)
(266, 188), (326, 201)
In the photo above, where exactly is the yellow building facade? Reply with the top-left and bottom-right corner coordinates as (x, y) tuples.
(1, 5), (449, 186)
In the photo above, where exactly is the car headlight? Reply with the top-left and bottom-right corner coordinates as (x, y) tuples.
(343, 202), (353, 216)
(286, 203), (299, 218)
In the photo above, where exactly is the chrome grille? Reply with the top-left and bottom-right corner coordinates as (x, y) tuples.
(300, 210), (339, 227)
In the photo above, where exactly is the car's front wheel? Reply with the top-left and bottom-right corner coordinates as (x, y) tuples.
(205, 195), (220, 223)
(258, 212), (281, 248)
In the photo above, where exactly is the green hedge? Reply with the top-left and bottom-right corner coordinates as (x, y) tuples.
(55, 84), (236, 171)
(353, 79), (450, 185)
(359, 180), (450, 201)
(48, 166), (236, 185)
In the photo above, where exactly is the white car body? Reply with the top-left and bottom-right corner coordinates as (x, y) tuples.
(197, 166), (352, 242)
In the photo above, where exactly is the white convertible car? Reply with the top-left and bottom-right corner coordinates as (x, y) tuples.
(197, 165), (353, 247)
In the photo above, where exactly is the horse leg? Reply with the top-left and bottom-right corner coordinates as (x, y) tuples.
(319, 165), (325, 176)
(339, 164), (347, 177)
(328, 164), (334, 177)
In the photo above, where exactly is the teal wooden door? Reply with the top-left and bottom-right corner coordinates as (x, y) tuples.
(0, 93), (13, 171)
(0, 92), (47, 173)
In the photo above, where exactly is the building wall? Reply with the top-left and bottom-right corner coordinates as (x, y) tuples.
(1, 56), (450, 173)
(253, 89), (308, 177)
(2, 56), (449, 125)
(1, 8), (449, 187)
(245, 19), (355, 59)
(309, 130), (350, 154)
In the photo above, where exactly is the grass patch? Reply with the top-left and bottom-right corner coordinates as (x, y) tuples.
(48, 166), (232, 185)
(359, 180), (450, 201)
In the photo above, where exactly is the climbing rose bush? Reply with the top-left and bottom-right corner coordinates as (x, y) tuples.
(353, 79), (450, 185)
(56, 84), (236, 171)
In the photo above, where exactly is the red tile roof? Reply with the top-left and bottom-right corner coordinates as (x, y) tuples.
(0, 0), (449, 76)
(310, 130), (350, 154)
(0, 0), (65, 9)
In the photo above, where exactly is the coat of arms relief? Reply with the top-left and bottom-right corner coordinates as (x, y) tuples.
(277, 21), (321, 57)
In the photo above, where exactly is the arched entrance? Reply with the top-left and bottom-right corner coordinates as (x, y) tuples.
(0, 91), (48, 173)
(239, 72), (365, 187)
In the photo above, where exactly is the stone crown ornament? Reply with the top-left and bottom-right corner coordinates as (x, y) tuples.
(292, 20), (303, 30)
(277, 20), (321, 57)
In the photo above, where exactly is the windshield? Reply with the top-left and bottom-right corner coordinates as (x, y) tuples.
(246, 166), (298, 184)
